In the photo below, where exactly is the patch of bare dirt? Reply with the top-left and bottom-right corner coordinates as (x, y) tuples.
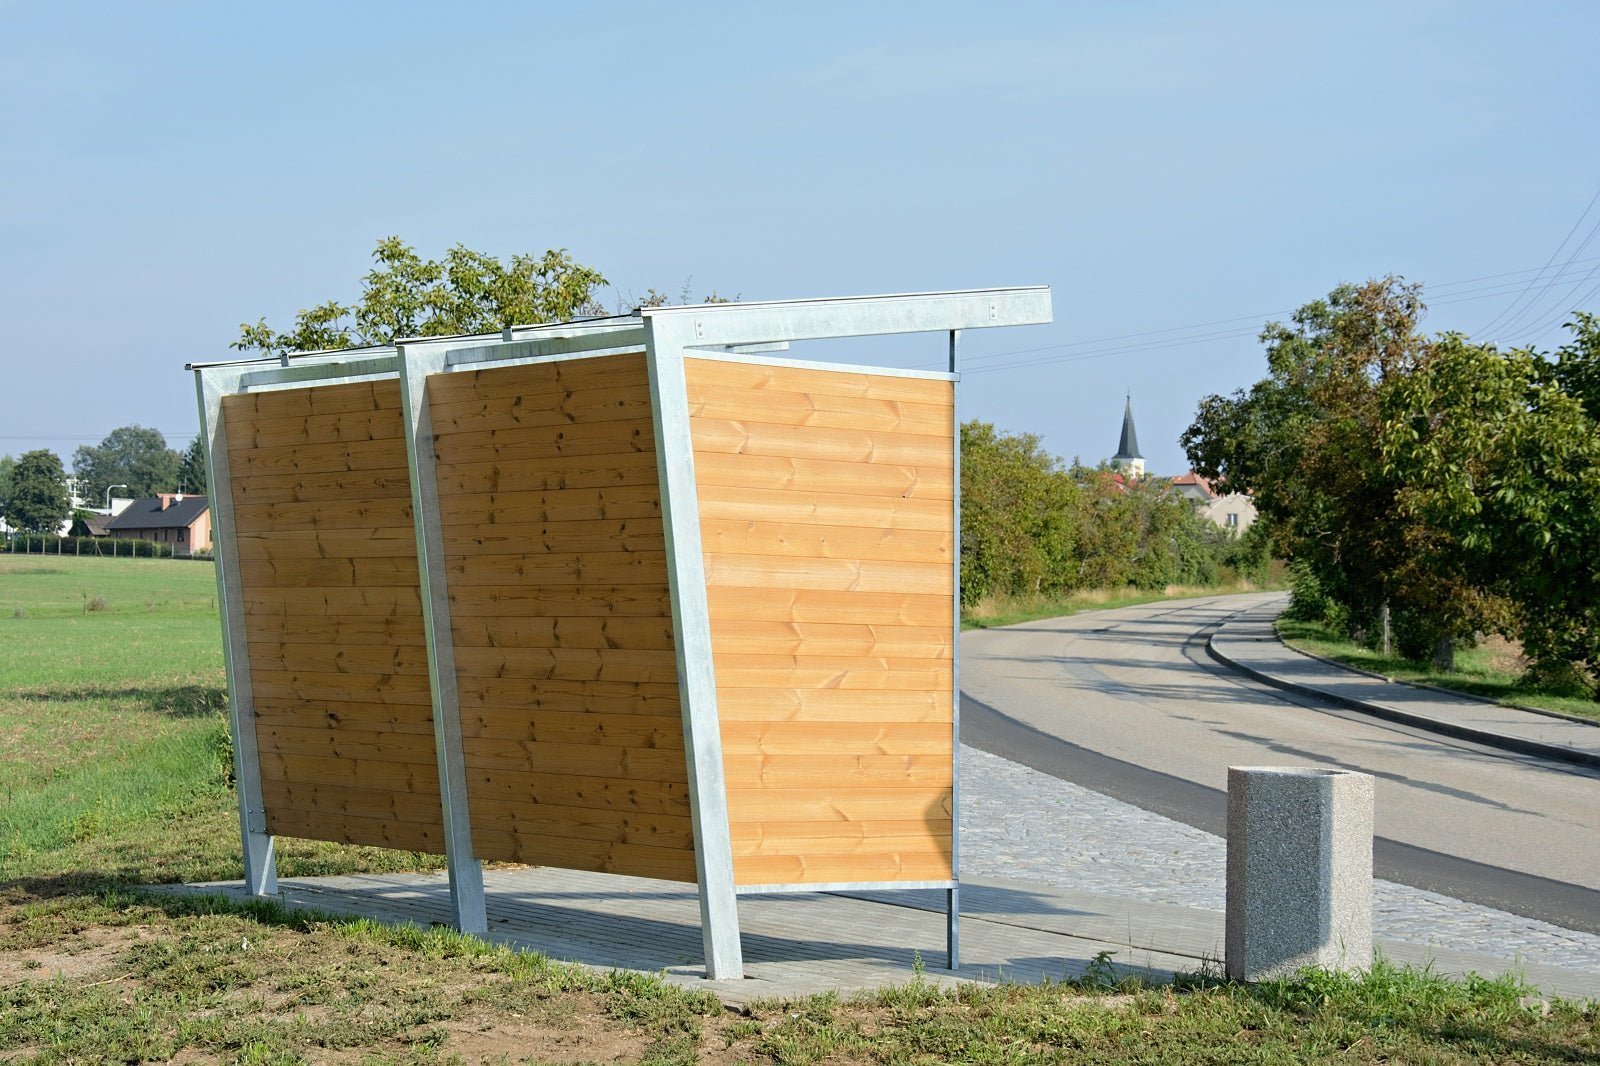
(0, 925), (140, 987)
(437, 1013), (646, 1064)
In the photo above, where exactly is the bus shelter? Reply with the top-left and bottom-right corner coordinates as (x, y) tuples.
(192, 288), (1053, 979)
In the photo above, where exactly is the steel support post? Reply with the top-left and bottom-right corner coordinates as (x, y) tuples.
(947, 328), (962, 970)
(645, 327), (745, 981)
(396, 342), (486, 934)
(195, 367), (277, 896)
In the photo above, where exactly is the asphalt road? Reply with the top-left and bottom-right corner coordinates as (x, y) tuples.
(959, 593), (1600, 934)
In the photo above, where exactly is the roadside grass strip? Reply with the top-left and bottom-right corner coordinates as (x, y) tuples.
(1278, 618), (1600, 723)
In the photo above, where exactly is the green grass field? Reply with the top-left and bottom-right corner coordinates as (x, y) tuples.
(1, 556), (1594, 1063)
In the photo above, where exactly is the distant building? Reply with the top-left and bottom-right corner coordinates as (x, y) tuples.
(1109, 395), (1145, 479)
(1171, 471), (1257, 534)
(105, 494), (212, 555)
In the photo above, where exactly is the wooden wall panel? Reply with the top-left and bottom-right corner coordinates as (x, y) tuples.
(430, 352), (695, 881)
(686, 357), (956, 887)
(222, 380), (446, 854)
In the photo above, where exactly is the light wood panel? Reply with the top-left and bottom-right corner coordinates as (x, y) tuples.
(429, 353), (694, 878)
(224, 379), (445, 854)
(699, 519), (952, 565)
(687, 382), (953, 435)
(697, 483), (950, 531)
(687, 358), (956, 887)
(691, 418), (952, 468)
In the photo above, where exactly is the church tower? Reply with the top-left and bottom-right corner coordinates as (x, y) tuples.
(1111, 394), (1145, 478)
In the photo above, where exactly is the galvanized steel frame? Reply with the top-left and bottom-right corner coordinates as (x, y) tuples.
(191, 354), (407, 900)
(194, 363), (278, 897)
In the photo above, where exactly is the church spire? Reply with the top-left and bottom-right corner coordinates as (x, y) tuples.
(1112, 393), (1145, 478)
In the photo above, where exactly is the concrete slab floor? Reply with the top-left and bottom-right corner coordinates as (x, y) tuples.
(149, 866), (1599, 1005)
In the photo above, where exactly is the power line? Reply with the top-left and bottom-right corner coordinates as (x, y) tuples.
(1474, 181), (1600, 339)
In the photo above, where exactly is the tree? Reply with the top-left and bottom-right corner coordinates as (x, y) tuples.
(0, 455), (14, 520)
(7, 450), (70, 534)
(177, 436), (208, 494)
(960, 421), (1080, 604)
(72, 426), (182, 506)
(1381, 333), (1600, 691)
(1182, 278), (1471, 657)
(233, 237), (610, 357)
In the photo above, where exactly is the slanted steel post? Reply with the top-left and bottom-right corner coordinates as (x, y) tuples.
(644, 325), (745, 981)
(947, 328), (962, 970)
(396, 341), (487, 934)
(194, 367), (277, 896)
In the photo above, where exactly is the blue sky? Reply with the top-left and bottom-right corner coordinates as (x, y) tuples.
(3, 1), (1598, 475)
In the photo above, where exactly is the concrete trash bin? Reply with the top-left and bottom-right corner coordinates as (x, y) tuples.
(1225, 766), (1374, 981)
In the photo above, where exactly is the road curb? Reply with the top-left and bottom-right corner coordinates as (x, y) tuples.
(1206, 619), (1600, 771)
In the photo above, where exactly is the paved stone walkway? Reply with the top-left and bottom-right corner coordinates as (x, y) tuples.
(960, 745), (1600, 975)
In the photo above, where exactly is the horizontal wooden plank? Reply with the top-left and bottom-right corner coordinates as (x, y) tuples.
(437, 486), (661, 527)
(703, 555), (953, 596)
(449, 615), (674, 652)
(713, 667), (949, 692)
(246, 641), (430, 675)
(249, 669), (433, 706)
(442, 519), (666, 557)
(462, 740), (686, 779)
(466, 796), (693, 850)
(454, 646), (678, 685)
(252, 696), (435, 735)
(457, 678), (680, 716)
(684, 358), (953, 407)
(728, 817), (948, 843)
(720, 722), (953, 756)
(244, 615), (426, 648)
(236, 555), (419, 588)
(228, 467), (414, 505)
(264, 807), (445, 855)
(693, 451), (953, 501)
(471, 828), (695, 882)
(446, 586), (672, 618)
(697, 484), (950, 531)
(225, 380), (396, 423)
(686, 382), (953, 435)
(730, 832), (951, 858)
(459, 709), (683, 748)
(261, 778), (444, 826)
(732, 852), (952, 886)
(226, 436), (408, 477)
(705, 587), (950, 627)
(433, 451), (659, 496)
(714, 687), (950, 723)
(430, 420), (656, 466)
(232, 497), (415, 533)
(722, 754), (952, 788)
(423, 353), (647, 405)
(242, 585), (421, 614)
(690, 418), (951, 468)
(260, 751), (439, 793)
(715, 651), (951, 674)
(699, 519), (951, 565)
(441, 544), (665, 576)
(706, 620), (950, 659)
(428, 385), (653, 434)
(466, 766), (690, 817)
(256, 723), (438, 765)
(725, 786), (952, 822)
(224, 408), (406, 450)
(235, 528), (417, 562)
